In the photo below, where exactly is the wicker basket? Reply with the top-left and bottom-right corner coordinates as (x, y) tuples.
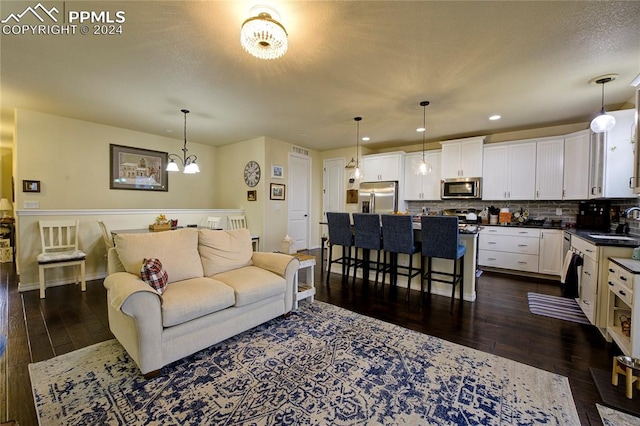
(149, 223), (171, 232)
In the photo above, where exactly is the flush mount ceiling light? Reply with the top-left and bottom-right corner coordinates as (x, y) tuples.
(166, 109), (200, 174)
(417, 101), (431, 175)
(240, 6), (288, 60)
(589, 74), (617, 134)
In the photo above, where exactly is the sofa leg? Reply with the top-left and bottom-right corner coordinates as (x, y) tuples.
(143, 369), (161, 380)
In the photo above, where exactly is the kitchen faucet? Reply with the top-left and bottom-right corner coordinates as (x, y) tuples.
(622, 206), (640, 218)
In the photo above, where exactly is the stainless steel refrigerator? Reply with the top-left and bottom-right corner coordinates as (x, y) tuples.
(358, 181), (398, 214)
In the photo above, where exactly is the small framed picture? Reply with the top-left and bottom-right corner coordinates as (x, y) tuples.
(247, 190), (257, 201)
(271, 165), (284, 179)
(23, 180), (41, 193)
(270, 183), (285, 200)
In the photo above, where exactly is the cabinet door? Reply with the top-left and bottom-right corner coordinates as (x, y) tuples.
(603, 109), (635, 198)
(423, 151), (442, 200)
(441, 142), (462, 178)
(589, 132), (605, 199)
(482, 145), (508, 200)
(403, 154), (424, 200)
(538, 230), (562, 276)
(460, 139), (484, 177)
(379, 154), (402, 181)
(361, 156), (382, 182)
(563, 131), (590, 199)
(535, 138), (564, 200)
(507, 143), (536, 200)
(579, 256), (598, 324)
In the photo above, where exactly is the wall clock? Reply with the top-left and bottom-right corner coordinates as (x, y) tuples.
(243, 161), (261, 187)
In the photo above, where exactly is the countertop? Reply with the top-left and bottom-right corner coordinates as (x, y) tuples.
(609, 257), (640, 274)
(567, 229), (640, 248)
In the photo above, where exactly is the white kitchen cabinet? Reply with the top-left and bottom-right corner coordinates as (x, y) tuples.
(403, 151), (442, 200)
(478, 227), (540, 273)
(538, 229), (562, 276)
(482, 141), (536, 200)
(535, 138), (564, 200)
(362, 152), (404, 182)
(607, 258), (640, 358)
(440, 137), (484, 179)
(562, 130), (590, 200)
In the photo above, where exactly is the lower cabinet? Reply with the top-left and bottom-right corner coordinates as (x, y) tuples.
(607, 258), (640, 358)
(538, 229), (563, 276)
(478, 227), (540, 273)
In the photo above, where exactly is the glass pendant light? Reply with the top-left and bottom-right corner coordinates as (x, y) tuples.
(417, 101), (431, 175)
(590, 76), (616, 134)
(353, 117), (362, 179)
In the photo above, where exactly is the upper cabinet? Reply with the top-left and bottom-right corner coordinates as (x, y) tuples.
(361, 152), (405, 182)
(482, 141), (536, 200)
(535, 138), (564, 200)
(602, 109), (635, 199)
(631, 74), (640, 194)
(562, 130), (591, 200)
(403, 151), (442, 200)
(440, 137), (484, 179)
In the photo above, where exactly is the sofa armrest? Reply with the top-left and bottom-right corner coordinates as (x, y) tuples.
(104, 271), (161, 311)
(252, 252), (299, 312)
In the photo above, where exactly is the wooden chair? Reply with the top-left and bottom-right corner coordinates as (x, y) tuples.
(97, 220), (114, 266)
(206, 216), (222, 229)
(228, 215), (247, 230)
(37, 220), (86, 299)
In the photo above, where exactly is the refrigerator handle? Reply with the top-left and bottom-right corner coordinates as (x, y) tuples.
(370, 192), (375, 213)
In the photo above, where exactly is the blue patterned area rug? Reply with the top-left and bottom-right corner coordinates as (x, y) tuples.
(597, 403), (640, 426)
(30, 301), (579, 425)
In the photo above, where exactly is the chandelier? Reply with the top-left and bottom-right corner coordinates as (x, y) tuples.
(166, 109), (200, 174)
(240, 6), (288, 60)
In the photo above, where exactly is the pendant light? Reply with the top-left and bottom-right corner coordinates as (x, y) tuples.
(590, 75), (616, 134)
(167, 109), (200, 174)
(417, 101), (431, 175)
(353, 117), (362, 179)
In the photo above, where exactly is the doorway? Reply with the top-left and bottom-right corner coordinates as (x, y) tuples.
(287, 153), (311, 250)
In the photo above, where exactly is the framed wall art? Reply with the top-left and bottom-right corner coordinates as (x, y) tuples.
(271, 164), (284, 179)
(110, 144), (169, 191)
(270, 183), (285, 200)
(22, 180), (41, 193)
(247, 190), (257, 201)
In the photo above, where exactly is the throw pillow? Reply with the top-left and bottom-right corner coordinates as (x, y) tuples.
(140, 258), (169, 294)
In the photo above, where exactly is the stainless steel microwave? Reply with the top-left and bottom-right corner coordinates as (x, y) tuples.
(441, 177), (482, 199)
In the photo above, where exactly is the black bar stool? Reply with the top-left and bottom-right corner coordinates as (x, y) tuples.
(381, 214), (421, 302)
(326, 212), (355, 285)
(420, 215), (466, 309)
(352, 213), (384, 289)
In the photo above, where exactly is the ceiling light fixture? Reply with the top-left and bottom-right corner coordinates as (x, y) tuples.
(166, 109), (200, 174)
(417, 101), (431, 175)
(345, 117), (363, 179)
(489, 114), (501, 121)
(590, 75), (617, 134)
(240, 6), (288, 60)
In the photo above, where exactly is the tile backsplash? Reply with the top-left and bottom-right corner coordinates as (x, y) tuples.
(406, 199), (640, 234)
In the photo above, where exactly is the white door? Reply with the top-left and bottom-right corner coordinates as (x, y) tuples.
(288, 153), (311, 251)
(323, 158), (345, 219)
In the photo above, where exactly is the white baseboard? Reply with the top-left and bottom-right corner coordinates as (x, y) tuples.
(18, 272), (106, 293)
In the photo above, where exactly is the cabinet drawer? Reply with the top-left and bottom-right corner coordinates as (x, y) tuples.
(479, 234), (539, 254)
(607, 277), (634, 306)
(607, 263), (634, 290)
(570, 236), (598, 261)
(480, 227), (540, 238)
(478, 250), (539, 272)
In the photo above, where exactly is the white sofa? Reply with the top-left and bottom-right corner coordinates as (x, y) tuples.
(103, 228), (299, 377)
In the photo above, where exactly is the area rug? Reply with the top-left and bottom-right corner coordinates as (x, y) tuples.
(590, 367), (640, 417)
(30, 301), (580, 425)
(527, 292), (591, 325)
(597, 403), (640, 426)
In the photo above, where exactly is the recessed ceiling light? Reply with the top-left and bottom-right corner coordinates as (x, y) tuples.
(362, 137), (370, 141)
(416, 127), (426, 132)
(489, 115), (501, 121)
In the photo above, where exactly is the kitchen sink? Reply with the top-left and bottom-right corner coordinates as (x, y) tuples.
(588, 234), (638, 241)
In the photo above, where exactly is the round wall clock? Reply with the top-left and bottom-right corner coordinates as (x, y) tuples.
(243, 161), (261, 187)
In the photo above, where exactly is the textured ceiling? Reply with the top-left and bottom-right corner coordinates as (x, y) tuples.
(1, 1), (639, 152)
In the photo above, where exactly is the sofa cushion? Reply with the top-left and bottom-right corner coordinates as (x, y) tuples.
(199, 229), (253, 276)
(161, 277), (235, 327)
(115, 228), (204, 284)
(213, 266), (285, 307)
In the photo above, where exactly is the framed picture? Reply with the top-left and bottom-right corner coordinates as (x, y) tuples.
(270, 183), (285, 200)
(110, 144), (168, 191)
(22, 180), (40, 193)
(247, 190), (257, 201)
(271, 164), (284, 179)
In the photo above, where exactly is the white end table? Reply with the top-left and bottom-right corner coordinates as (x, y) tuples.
(293, 253), (316, 309)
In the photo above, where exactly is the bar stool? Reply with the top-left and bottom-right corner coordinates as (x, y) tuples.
(352, 213), (384, 289)
(326, 212), (355, 285)
(421, 215), (466, 309)
(381, 214), (421, 302)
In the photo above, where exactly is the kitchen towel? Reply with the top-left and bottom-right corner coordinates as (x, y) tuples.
(561, 253), (583, 298)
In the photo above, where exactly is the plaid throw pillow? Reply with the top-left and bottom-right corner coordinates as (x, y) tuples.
(140, 258), (168, 294)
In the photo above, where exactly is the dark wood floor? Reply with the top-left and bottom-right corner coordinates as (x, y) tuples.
(0, 250), (622, 425)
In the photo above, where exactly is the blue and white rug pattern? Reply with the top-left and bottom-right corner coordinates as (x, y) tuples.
(30, 301), (579, 425)
(597, 403), (640, 426)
